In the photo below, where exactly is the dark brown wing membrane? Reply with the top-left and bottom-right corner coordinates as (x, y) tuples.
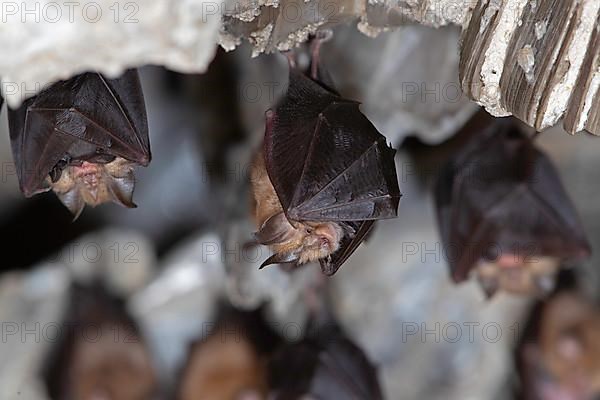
(320, 220), (375, 275)
(264, 68), (400, 223)
(269, 325), (383, 400)
(435, 120), (591, 282)
(8, 69), (150, 196)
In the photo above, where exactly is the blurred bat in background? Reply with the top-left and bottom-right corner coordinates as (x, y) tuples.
(44, 283), (157, 400)
(177, 306), (280, 400)
(7, 69), (150, 218)
(250, 43), (400, 275)
(268, 323), (383, 400)
(518, 292), (600, 400)
(435, 119), (590, 297)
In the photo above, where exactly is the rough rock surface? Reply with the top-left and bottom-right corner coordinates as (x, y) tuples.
(0, 0), (222, 107)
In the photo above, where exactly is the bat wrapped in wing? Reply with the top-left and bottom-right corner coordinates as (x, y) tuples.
(177, 305), (280, 400)
(268, 324), (383, 400)
(44, 283), (157, 400)
(251, 66), (401, 275)
(435, 119), (590, 297)
(8, 69), (150, 218)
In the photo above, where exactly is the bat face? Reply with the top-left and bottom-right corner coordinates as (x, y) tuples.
(7, 69), (150, 217)
(45, 284), (157, 400)
(69, 327), (156, 400)
(519, 293), (600, 399)
(476, 255), (560, 297)
(178, 327), (268, 400)
(435, 120), (590, 297)
(252, 65), (400, 275)
(177, 307), (278, 400)
(257, 212), (344, 264)
(251, 156), (345, 268)
(51, 158), (136, 219)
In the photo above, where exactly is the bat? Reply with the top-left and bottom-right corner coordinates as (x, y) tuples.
(250, 64), (401, 276)
(435, 119), (590, 297)
(7, 69), (151, 218)
(177, 306), (279, 400)
(178, 326), (267, 400)
(44, 283), (157, 400)
(268, 324), (383, 400)
(518, 292), (600, 399)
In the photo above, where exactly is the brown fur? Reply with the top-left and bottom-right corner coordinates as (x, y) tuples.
(68, 323), (156, 400)
(178, 327), (268, 400)
(476, 255), (559, 296)
(249, 151), (283, 227)
(51, 157), (136, 218)
(250, 150), (343, 265)
(539, 293), (600, 396)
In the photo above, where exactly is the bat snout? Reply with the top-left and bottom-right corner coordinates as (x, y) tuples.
(312, 224), (343, 252)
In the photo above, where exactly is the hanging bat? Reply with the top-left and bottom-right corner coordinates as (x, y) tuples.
(250, 64), (400, 276)
(7, 69), (151, 218)
(178, 326), (267, 400)
(177, 306), (279, 400)
(268, 324), (383, 400)
(44, 283), (157, 400)
(435, 119), (590, 297)
(518, 292), (600, 399)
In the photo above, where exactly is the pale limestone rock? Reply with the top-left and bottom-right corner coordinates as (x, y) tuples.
(460, 0), (600, 135)
(56, 229), (156, 297)
(321, 24), (478, 145)
(359, 0), (475, 35)
(128, 232), (226, 379)
(0, 0), (222, 107)
(0, 265), (70, 400)
(221, 0), (361, 55)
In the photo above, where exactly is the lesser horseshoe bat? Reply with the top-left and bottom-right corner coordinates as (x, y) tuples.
(7, 69), (150, 218)
(435, 119), (590, 297)
(250, 39), (401, 275)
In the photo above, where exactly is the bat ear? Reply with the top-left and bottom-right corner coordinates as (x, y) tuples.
(56, 190), (86, 221)
(108, 176), (137, 209)
(254, 212), (296, 245)
(259, 252), (298, 269)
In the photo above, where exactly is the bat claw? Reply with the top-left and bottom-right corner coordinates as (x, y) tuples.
(258, 262), (272, 270)
(259, 253), (298, 269)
